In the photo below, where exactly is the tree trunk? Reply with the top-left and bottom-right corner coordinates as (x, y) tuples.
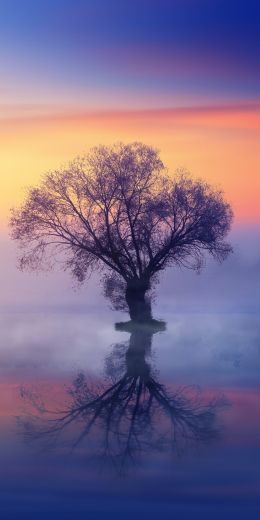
(125, 280), (152, 322)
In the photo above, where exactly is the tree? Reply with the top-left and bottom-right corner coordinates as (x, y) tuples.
(10, 142), (233, 321)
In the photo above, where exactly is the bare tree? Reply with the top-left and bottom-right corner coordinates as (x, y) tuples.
(10, 142), (233, 321)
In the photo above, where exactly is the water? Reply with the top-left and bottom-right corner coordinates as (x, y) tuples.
(0, 308), (260, 519)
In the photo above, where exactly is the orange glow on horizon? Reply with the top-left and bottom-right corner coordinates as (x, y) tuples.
(0, 104), (259, 229)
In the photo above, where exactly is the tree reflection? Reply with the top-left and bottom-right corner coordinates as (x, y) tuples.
(18, 319), (227, 474)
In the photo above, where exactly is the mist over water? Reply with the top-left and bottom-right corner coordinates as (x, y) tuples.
(1, 225), (259, 312)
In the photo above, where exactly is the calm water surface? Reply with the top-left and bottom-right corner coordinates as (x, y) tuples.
(0, 308), (259, 519)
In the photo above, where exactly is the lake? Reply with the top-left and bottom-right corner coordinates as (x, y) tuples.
(0, 307), (259, 519)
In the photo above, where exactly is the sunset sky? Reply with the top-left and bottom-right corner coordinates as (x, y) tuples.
(0, 0), (259, 228)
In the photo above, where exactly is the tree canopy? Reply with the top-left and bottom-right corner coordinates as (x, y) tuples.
(10, 142), (233, 313)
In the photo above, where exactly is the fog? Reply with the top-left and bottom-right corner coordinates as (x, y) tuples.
(1, 224), (259, 313)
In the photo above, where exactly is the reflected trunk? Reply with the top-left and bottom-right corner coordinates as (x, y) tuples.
(125, 326), (153, 379)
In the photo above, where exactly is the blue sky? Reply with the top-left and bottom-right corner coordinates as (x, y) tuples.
(1, 0), (259, 107)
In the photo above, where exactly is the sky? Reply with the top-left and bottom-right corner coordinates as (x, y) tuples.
(0, 0), (260, 305)
(0, 0), (260, 221)
(0, 0), (259, 227)
(1, 0), (259, 107)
